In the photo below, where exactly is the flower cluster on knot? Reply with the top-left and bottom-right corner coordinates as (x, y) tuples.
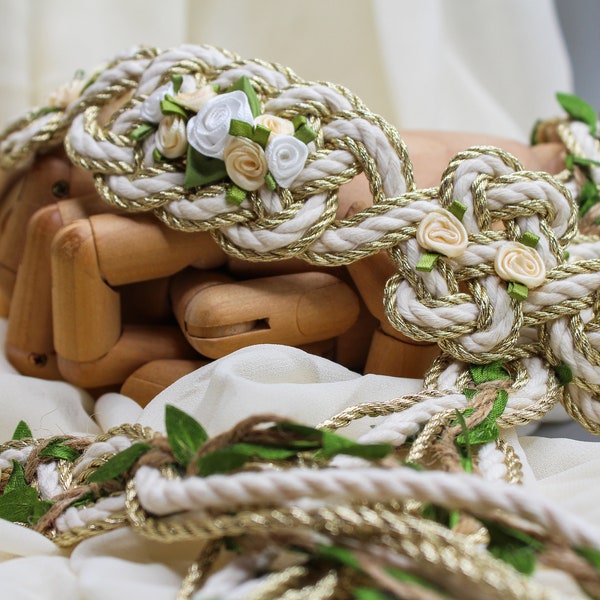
(134, 74), (317, 205)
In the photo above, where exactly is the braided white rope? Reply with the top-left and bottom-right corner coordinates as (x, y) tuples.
(477, 442), (508, 482)
(55, 495), (125, 533)
(0, 446), (33, 470)
(133, 465), (600, 549)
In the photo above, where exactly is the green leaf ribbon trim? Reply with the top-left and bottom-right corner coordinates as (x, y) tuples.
(520, 231), (540, 248)
(448, 200), (467, 221)
(165, 404), (208, 468)
(160, 95), (189, 120)
(184, 146), (227, 189)
(507, 281), (529, 301)
(87, 442), (152, 483)
(556, 91), (597, 136)
(226, 184), (247, 206)
(227, 75), (261, 118)
(130, 123), (156, 142)
(415, 252), (439, 272)
(11, 420), (32, 441)
(39, 439), (81, 462)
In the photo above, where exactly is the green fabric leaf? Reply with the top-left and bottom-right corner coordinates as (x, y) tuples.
(229, 119), (254, 138)
(253, 124), (270, 148)
(160, 95), (189, 119)
(555, 363), (573, 385)
(87, 442), (152, 483)
(5, 461), (27, 494)
(520, 231), (540, 248)
(319, 430), (392, 460)
(171, 74), (183, 95)
(453, 409), (473, 472)
(489, 544), (536, 575)
(578, 179), (600, 217)
(448, 200), (467, 221)
(197, 447), (249, 476)
(352, 589), (393, 600)
(30, 106), (62, 120)
(264, 172), (277, 191)
(469, 360), (510, 384)
(12, 420), (32, 441)
(165, 404), (208, 468)
(415, 252), (439, 272)
(184, 146), (228, 189)
(294, 124), (317, 144)
(227, 75), (261, 118)
(486, 520), (543, 575)
(129, 123), (156, 142)
(197, 443), (297, 476)
(571, 155), (600, 169)
(39, 439), (81, 462)
(225, 184), (247, 206)
(576, 546), (600, 571)
(316, 544), (361, 570)
(507, 281), (529, 301)
(456, 390), (508, 447)
(227, 443), (297, 461)
(0, 487), (52, 525)
(557, 92), (597, 135)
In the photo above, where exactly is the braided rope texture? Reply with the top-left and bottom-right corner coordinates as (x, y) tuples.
(3, 44), (600, 430)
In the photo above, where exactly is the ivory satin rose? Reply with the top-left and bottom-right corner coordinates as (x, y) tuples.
(223, 137), (268, 190)
(416, 209), (468, 258)
(494, 241), (546, 288)
(265, 135), (308, 188)
(254, 114), (295, 139)
(48, 79), (85, 108)
(187, 90), (254, 160)
(155, 115), (187, 159)
(174, 86), (217, 112)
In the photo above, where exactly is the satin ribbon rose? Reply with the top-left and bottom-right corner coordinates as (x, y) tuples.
(265, 135), (308, 188)
(254, 114), (295, 140)
(223, 137), (268, 191)
(416, 209), (469, 258)
(494, 241), (546, 288)
(48, 78), (86, 108)
(174, 86), (217, 112)
(156, 115), (188, 159)
(187, 90), (254, 160)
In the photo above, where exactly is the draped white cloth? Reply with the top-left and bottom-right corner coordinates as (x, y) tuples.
(0, 0), (572, 141)
(0, 317), (596, 597)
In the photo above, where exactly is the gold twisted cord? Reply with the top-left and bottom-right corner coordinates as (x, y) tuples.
(176, 539), (223, 600)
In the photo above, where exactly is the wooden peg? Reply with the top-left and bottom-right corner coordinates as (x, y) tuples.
(49, 211), (227, 387)
(170, 270), (360, 358)
(57, 325), (197, 388)
(5, 194), (111, 378)
(120, 358), (208, 407)
(0, 149), (95, 312)
(89, 212), (226, 286)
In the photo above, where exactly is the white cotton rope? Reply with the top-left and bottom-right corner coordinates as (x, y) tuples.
(133, 465), (600, 549)
(55, 495), (126, 533)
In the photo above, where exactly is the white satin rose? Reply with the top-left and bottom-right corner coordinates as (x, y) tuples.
(223, 137), (268, 191)
(187, 90), (254, 160)
(494, 241), (546, 288)
(254, 114), (295, 139)
(155, 115), (188, 159)
(416, 209), (468, 258)
(265, 135), (308, 188)
(174, 85), (217, 112)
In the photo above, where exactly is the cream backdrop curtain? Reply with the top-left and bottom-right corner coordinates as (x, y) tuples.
(0, 0), (572, 141)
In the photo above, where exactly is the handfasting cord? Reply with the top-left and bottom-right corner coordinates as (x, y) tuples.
(3, 43), (600, 598)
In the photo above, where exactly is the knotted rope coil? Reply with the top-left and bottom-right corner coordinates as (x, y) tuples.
(3, 43), (600, 597)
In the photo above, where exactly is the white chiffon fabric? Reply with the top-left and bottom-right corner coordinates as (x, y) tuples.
(0, 317), (597, 597)
(0, 0), (571, 141)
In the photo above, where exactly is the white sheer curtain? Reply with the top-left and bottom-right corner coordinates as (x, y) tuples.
(0, 0), (572, 141)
